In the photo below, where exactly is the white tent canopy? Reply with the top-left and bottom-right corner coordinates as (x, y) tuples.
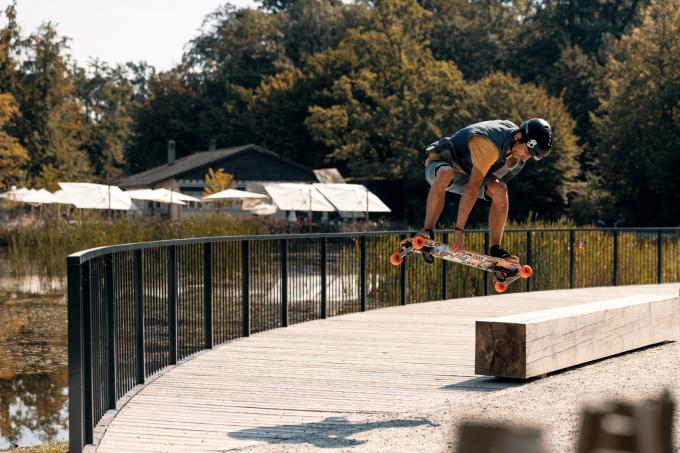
(0, 187), (28, 201)
(0, 188), (60, 204)
(51, 190), (79, 205)
(152, 188), (201, 204)
(201, 189), (267, 201)
(263, 183), (335, 212)
(243, 202), (277, 216)
(20, 189), (59, 204)
(125, 189), (187, 205)
(0, 188), (74, 205)
(58, 182), (137, 210)
(313, 183), (391, 213)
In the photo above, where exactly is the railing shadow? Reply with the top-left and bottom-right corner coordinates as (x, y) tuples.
(228, 416), (437, 448)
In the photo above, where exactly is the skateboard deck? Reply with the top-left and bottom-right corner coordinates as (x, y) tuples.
(389, 236), (533, 292)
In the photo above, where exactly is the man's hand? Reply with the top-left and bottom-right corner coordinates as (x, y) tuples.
(452, 229), (465, 252)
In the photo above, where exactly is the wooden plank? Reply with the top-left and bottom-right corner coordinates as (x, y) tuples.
(475, 294), (680, 378)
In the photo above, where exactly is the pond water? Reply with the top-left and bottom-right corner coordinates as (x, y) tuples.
(0, 247), (68, 450)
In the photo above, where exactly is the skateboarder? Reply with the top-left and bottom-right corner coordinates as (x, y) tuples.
(417, 119), (552, 261)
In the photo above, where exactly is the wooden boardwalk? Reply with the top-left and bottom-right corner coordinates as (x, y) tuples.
(94, 284), (679, 452)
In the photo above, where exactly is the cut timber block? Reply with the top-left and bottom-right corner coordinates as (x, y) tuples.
(475, 294), (680, 379)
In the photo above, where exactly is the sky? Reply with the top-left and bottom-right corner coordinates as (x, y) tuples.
(12, 0), (259, 71)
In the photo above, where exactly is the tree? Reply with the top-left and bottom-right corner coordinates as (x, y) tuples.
(0, 1), (21, 94)
(203, 167), (234, 195)
(505, 1), (648, 159)
(421, 0), (519, 81)
(467, 72), (582, 220)
(548, 45), (606, 164)
(74, 60), (134, 182)
(592, 0), (680, 225)
(125, 68), (209, 173)
(305, 0), (469, 193)
(185, 6), (290, 89)
(0, 92), (28, 190)
(242, 67), (326, 166)
(10, 23), (91, 189)
(203, 167), (235, 210)
(278, 0), (368, 66)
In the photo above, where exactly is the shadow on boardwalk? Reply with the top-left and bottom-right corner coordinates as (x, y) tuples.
(440, 376), (526, 392)
(229, 416), (437, 448)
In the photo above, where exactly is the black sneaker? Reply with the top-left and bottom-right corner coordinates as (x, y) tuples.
(415, 228), (433, 240)
(489, 245), (518, 262)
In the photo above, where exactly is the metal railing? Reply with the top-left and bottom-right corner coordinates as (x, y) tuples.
(67, 227), (680, 452)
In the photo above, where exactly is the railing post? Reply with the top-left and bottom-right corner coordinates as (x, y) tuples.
(360, 236), (366, 312)
(320, 237), (327, 319)
(134, 250), (145, 384)
(281, 239), (288, 327)
(204, 243), (213, 349)
(483, 231), (489, 296)
(67, 258), (84, 453)
(81, 261), (93, 444)
(105, 254), (117, 410)
(526, 231), (533, 292)
(242, 240), (250, 337)
(612, 230), (619, 286)
(441, 232), (448, 300)
(569, 230), (575, 289)
(400, 235), (407, 306)
(657, 230), (663, 284)
(168, 246), (177, 365)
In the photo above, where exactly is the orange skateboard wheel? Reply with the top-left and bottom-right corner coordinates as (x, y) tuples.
(412, 236), (426, 250)
(519, 265), (533, 278)
(389, 252), (404, 266)
(494, 281), (508, 293)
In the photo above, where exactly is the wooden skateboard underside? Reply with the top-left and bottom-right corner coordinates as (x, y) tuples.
(390, 237), (533, 292)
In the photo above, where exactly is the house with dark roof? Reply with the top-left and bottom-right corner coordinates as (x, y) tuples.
(119, 143), (317, 190)
(118, 143), (320, 217)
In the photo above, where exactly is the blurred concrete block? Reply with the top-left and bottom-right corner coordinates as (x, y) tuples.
(577, 390), (674, 453)
(456, 421), (545, 453)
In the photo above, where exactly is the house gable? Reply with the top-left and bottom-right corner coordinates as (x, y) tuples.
(179, 149), (315, 182)
(119, 144), (316, 189)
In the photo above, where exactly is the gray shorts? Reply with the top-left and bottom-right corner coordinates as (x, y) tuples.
(424, 160), (490, 200)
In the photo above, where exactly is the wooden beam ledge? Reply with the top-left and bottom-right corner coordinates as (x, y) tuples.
(475, 294), (680, 379)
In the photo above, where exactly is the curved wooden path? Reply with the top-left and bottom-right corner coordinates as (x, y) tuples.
(93, 284), (679, 452)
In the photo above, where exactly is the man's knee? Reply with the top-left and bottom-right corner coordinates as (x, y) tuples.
(434, 166), (454, 188)
(485, 180), (508, 201)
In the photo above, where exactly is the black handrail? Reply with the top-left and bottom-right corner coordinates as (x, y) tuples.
(67, 227), (680, 453)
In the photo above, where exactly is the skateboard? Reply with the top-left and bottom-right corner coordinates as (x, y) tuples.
(389, 236), (533, 293)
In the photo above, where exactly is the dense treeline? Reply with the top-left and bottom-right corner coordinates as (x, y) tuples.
(0, 0), (678, 225)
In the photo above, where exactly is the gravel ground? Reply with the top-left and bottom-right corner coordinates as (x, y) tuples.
(238, 341), (680, 453)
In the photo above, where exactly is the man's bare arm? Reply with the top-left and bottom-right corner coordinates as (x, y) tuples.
(449, 167), (485, 251)
(455, 167), (485, 229)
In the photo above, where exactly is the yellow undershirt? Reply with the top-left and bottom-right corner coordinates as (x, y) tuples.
(469, 136), (499, 176)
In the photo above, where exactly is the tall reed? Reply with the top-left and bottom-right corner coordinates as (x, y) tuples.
(1, 213), (283, 292)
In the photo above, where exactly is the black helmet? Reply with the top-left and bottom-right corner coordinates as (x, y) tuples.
(519, 118), (552, 160)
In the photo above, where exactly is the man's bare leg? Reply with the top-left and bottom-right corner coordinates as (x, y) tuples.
(422, 166), (454, 234)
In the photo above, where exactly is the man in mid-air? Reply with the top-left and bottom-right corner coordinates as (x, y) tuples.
(418, 118), (553, 261)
